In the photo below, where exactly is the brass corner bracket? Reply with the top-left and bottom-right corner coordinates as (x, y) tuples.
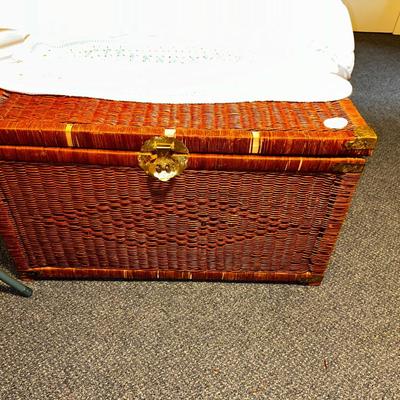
(345, 126), (377, 151)
(331, 163), (365, 174)
(298, 273), (323, 286)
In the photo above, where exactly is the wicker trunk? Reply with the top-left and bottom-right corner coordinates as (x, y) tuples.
(0, 90), (376, 285)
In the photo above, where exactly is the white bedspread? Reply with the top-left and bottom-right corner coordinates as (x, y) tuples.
(0, 0), (354, 103)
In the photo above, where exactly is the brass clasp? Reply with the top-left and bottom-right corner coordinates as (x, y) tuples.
(138, 136), (189, 182)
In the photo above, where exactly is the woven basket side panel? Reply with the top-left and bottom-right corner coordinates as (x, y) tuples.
(0, 190), (30, 271)
(0, 162), (358, 275)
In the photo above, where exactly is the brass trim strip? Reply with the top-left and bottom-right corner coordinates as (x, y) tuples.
(297, 158), (303, 171)
(250, 131), (261, 154)
(65, 124), (74, 147)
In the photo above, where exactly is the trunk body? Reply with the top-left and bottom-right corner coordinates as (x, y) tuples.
(0, 90), (376, 285)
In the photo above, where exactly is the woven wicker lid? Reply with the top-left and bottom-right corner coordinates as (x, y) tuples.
(0, 90), (376, 157)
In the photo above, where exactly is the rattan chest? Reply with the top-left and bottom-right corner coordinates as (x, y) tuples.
(0, 90), (376, 285)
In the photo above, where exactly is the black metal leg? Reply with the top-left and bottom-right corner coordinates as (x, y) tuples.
(0, 270), (33, 297)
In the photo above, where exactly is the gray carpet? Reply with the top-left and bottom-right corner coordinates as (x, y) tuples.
(0, 33), (399, 400)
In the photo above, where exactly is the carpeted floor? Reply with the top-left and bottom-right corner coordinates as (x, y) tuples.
(0, 33), (399, 400)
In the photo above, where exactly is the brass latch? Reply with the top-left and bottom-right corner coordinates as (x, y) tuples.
(138, 136), (189, 182)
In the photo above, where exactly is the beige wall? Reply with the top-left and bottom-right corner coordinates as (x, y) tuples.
(342, 0), (400, 33)
(394, 13), (400, 33)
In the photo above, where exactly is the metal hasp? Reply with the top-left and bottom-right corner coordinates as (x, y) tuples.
(345, 126), (377, 151)
(138, 136), (189, 182)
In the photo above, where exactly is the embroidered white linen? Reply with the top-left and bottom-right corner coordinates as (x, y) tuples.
(0, 0), (354, 103)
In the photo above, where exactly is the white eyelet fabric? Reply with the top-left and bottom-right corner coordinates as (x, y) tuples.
(0, 0), (355, 103)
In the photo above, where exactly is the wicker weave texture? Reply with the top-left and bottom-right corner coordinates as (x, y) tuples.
(0, 145), (365, 172)
(0, 91), (363, 130)
(0, 90), (371, 156)
(0, 161), (360, 281)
